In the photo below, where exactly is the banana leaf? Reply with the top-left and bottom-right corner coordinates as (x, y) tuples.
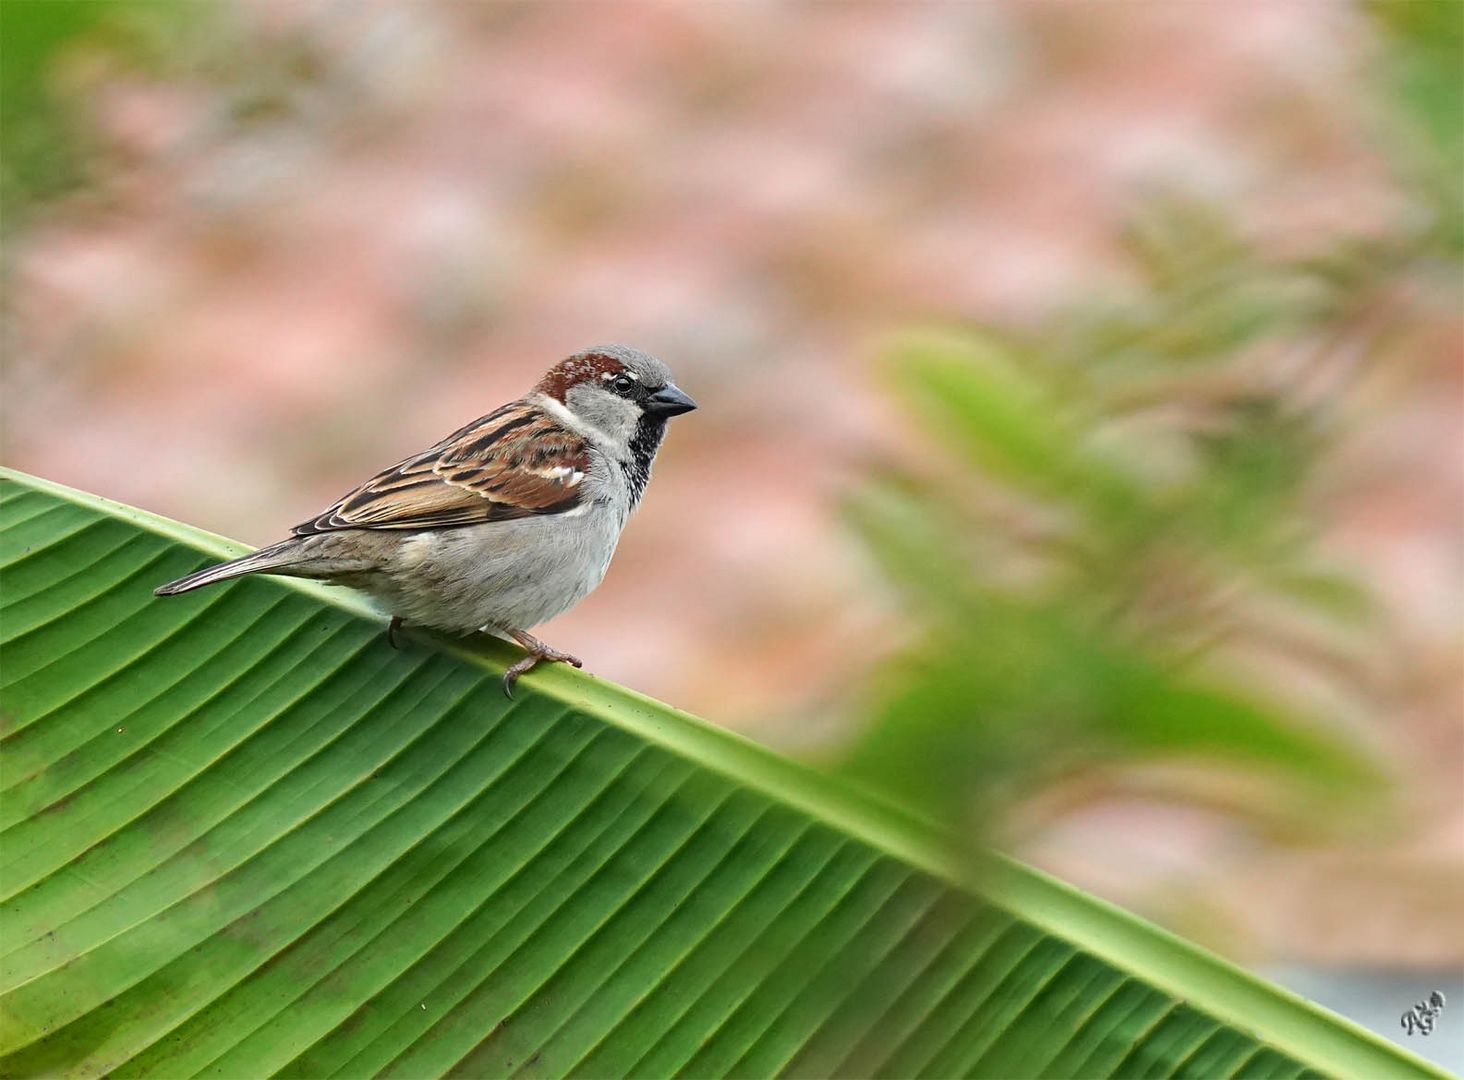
(0, 468), (1441, 1079)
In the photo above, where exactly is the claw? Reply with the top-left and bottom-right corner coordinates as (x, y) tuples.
(386, 615), (404, 649)
(501, 629), (582, 698)
(503, 663), (531, 697)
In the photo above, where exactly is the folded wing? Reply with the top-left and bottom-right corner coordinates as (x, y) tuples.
(293, 402), (591, 535)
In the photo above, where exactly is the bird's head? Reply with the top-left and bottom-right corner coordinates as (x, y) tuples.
(535, 345), (697, 453)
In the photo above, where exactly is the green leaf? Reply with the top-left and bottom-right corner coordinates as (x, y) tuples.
(1367, 0), (1464, 252)
(836, 599), (1388, 840)
(0, 468), (1441, 1079)
(0, 2), (199, 230)
(0, 0), (102, 219)
(888, 330), (1146, 527)
(891, 330), (1074, 490)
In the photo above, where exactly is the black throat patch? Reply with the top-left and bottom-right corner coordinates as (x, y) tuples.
(621, 415), (667, 508)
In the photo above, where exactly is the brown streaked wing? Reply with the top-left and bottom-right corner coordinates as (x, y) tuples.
(292, 402), (591, 535)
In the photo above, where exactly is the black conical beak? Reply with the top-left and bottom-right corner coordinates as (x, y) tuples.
(645, 383), (698, 417)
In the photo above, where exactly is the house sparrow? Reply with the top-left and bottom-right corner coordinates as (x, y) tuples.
(156, 345), (697, 695)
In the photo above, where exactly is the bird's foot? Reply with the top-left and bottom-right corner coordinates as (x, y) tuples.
(386, 615), (404, 649)
(502, 629), (583, 698)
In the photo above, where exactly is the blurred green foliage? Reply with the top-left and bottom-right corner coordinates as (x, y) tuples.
(1368, 0), (1464, 252)
(838, 7), (1461, 847)
(844, 330), (1375, 837)
(840, 190), (1457, 843)
(0, 1), (199, 235)
(3, 1), (114, 227)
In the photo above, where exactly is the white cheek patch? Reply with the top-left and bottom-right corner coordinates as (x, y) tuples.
(530, 392), (615, 446)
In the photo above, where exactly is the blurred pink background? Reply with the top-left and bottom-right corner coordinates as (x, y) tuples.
(4, 0), (1460, 1028)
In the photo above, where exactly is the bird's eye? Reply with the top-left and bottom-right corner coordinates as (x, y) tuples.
(610, 374), (637, 396)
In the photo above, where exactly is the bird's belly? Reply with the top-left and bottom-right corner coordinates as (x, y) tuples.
(373, 508), (621, 634)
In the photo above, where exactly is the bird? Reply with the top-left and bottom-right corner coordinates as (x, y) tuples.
(155, 345), (697, 696)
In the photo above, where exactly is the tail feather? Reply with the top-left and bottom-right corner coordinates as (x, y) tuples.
(154, 540), (304, 597)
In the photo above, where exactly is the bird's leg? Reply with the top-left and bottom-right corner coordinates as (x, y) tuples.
(502, 629), (583, 698)
(386, 615), (404, 649)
